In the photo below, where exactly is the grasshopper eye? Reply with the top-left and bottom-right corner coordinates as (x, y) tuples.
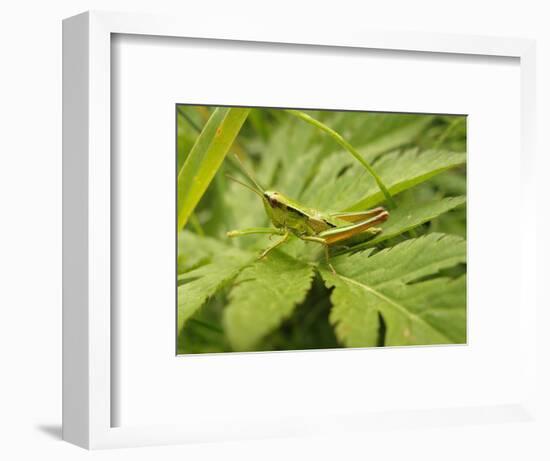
(265, 193), (278, 207)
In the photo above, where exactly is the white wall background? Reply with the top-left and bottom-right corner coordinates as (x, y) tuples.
(0, 0), (548, 459)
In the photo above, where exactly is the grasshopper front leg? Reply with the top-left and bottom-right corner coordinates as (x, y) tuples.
(259, 231), (290, 259)
(227, 227), (290, 260)
(227, 227), (286, 238)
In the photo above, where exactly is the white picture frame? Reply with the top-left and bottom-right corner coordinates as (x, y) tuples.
(62, 10), (538, 449)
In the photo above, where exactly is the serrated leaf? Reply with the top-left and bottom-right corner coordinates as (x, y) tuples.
(300, 148), (465, 211)
(178, 230), (237, 273)
(224, 251), (315, 351)
(321, 233), (466, 347)
(383, 276), (466, 345)
(364, 196), (466, 246)
(177, 237), (253, 333)
(347, 149), (466, 210)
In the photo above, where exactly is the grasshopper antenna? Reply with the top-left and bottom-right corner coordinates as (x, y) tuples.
(225, 174), (264, 198)
(231, 153), (265, 193)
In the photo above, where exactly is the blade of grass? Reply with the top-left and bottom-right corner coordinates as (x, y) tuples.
(177, 107), (250, 231)
(286, 109), (397, 208)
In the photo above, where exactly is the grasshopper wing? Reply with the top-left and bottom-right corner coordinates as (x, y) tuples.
(329, 207), (387, 223)
(320, 210), (389, 245)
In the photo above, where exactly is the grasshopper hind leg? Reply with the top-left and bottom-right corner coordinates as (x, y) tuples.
(302, 235), (336, 275)
(323, 244), (336, 275)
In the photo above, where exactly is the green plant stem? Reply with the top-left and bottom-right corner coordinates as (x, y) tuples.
(286, 109), (397, 208)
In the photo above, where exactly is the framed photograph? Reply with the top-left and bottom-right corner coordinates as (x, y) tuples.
(175, 105), (467, 354)
(63, 11), (538, 449)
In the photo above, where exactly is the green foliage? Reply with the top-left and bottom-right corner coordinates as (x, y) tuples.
(322, 233), (466, 347)
(363, 196), (466, 247)
(176, 107), (467, 353)
(177, 232), (253, 332)
(300, 148), (466, 211)
(224, 251), (315, 351)
(177, 107), (250, 231)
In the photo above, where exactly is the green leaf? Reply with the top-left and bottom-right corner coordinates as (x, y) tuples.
(364, 196), (466, 246)
(177, 237), (253, 333)
(321, 233), (466, 347)
(178, 230), (244, 273)
(347, 149), (466, 210)
(300, 148), (466, 211)
(224, 251), (315, 351)
(177, 107), (250, 231)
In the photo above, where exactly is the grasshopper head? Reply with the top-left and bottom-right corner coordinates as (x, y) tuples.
(263, 191), (283, 209)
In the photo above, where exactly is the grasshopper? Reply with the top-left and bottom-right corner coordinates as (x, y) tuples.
(226, 155), (389, 274)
